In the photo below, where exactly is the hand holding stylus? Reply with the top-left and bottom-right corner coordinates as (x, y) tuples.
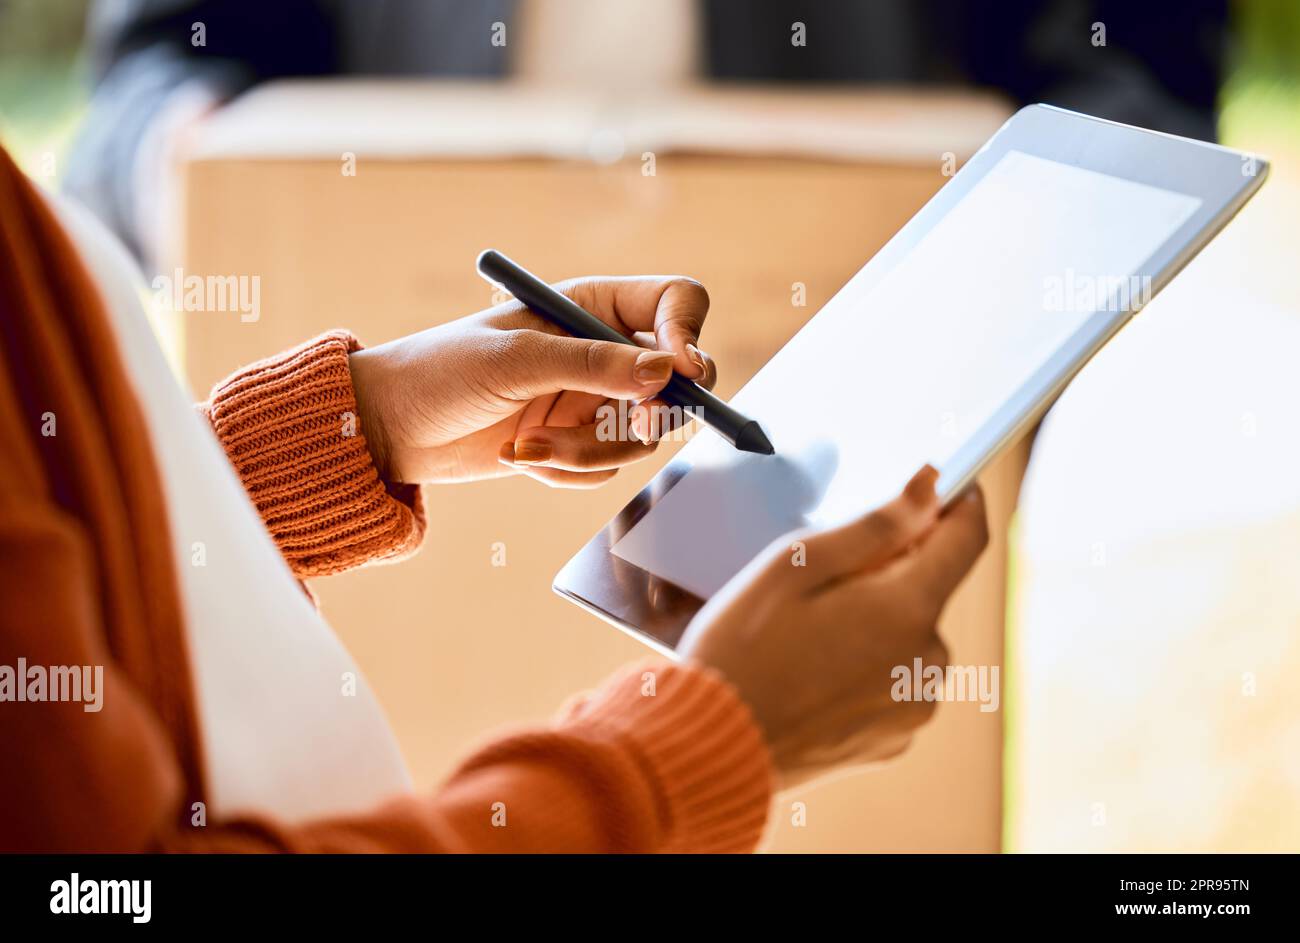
(477, 250), (774, 455)
(348, 274), (719, 487)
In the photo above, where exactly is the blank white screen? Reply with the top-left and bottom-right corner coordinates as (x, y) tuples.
(611, 151), (1202, 599)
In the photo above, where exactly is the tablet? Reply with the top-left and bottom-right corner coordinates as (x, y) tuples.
(554, 105), (1268, 656)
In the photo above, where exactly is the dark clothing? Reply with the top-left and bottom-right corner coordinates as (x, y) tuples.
(65, 0), (1228, 261)
(704, 0), (1224, 141)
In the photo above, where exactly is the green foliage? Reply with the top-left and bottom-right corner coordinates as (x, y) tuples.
(1222, 0), (1300, 150)
(0, 1), (90, 176)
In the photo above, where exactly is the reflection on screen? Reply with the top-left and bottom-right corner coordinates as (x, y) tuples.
(611, 151), (1202, 599)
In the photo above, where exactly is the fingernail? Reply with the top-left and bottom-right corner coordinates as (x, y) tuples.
(634, 350), (675, 384)
(513, 439), (553, 464)
(498, 441), (516, 463)
(629, 407), (649, 444)
(686, 343), (707, 376)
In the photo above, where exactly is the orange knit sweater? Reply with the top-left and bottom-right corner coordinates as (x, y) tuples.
(0, 146), (773, 853)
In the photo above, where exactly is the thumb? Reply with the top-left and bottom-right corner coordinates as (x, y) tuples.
(795, 465), (941, 587)
(503, 331), (678, 400)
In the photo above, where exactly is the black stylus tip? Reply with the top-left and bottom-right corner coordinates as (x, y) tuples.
(735, 422), (775, 455)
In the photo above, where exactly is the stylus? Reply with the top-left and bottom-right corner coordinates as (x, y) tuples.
(476, 249), (775, 455)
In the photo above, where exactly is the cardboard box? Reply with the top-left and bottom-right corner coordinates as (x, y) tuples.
(179, 81), (1018, 851)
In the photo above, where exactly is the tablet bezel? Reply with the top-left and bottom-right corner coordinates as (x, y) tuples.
(553, 104), (1270, 657)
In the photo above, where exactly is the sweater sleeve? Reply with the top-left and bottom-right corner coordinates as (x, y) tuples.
(198, 331), (424, 578)
(0, 500), (773, 853)
(165, 661), (773, 854)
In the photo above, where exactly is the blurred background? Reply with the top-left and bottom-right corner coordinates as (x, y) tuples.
(2, 0), (1296, 852)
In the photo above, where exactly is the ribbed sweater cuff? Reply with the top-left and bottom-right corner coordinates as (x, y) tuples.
(561, 660), (774, 853)
(203, 330), (425, 577)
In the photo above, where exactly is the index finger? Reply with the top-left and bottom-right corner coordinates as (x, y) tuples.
(563, 277), (711, 380)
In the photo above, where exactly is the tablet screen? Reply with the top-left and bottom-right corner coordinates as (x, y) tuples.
(609, 150), (1202, 599)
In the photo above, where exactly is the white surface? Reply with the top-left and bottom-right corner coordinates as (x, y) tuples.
(53, 194), (413, 824)
(1012, 214), (1300, 850)
(611, 151), (1202, 599)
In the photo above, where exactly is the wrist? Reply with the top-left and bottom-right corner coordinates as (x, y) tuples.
(347, 347), (395, 482)
(682, 629), (787, 786)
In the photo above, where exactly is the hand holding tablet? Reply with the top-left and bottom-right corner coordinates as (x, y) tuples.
(553, 105), (1269, 654)
(679, 465), (990, 787)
